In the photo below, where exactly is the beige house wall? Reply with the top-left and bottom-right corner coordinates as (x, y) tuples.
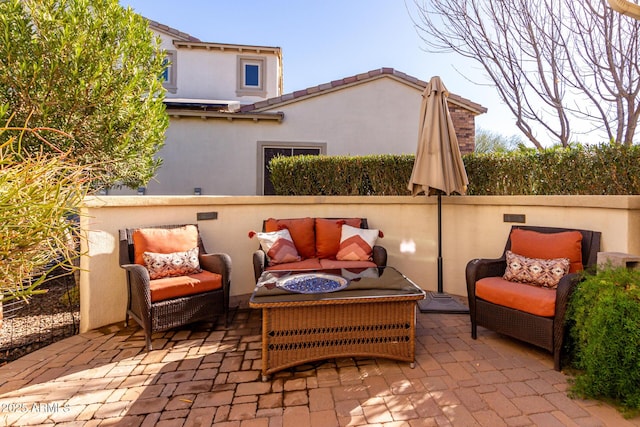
(80, 195), (640, 333)
(116, 77), (426, 195)
(153, 29), (281, 103)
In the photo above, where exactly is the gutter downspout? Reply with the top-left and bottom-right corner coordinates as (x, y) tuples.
(608, 0), (640, 20)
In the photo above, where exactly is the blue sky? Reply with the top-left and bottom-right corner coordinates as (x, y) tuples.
(119, 0), (522, 140)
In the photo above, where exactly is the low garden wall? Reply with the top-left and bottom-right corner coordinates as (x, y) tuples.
(80, 195), (640, 332)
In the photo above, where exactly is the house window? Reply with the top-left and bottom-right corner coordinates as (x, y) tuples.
(237, 56), (266, 97)
(161, 50), (177, 93)
(258, 142), (326, 195)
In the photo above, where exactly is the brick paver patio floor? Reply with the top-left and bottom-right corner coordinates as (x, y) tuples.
(1, 307), (639, 426)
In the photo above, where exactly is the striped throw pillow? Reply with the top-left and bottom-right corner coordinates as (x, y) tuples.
(336, 225), (380, 261)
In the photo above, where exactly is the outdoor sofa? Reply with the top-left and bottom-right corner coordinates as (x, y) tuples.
(251, 217), (387, 282)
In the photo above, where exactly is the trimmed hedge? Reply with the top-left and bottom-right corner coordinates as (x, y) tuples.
(269, 145), (640, 196)
(269, 154), (414, 196)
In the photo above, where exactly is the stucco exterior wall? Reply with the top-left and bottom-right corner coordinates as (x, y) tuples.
(114, 78), (434, 195)
(80, 195), (640, 333)
(154, 31), (280, 103)
(170, 48), (280, 102)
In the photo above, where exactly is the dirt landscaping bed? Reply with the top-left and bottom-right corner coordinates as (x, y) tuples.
(0, 272), (79, 365)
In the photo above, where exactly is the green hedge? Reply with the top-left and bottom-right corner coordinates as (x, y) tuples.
(269, 145), (640, 195)
(567, 267), (640, 413)
(269, 154), (414, 196)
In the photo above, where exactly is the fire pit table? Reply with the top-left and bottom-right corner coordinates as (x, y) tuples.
(249, 267), (426, 380)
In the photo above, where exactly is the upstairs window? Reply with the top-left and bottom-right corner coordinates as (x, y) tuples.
(161, 50), (177, 93)
(237, 56), (266, 97)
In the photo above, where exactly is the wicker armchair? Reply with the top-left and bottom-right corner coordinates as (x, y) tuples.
(466, 225), (601, 371)
(119, 224), (232, 350)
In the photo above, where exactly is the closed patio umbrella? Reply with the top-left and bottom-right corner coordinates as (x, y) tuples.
(408, 76), (469, 314)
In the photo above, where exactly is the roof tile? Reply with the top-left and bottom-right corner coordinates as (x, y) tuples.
(240, 67), (487, 114)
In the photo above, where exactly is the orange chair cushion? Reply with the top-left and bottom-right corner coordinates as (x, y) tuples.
(149, 270), (222, 303)
(510, 228), (583, 273)
(133, 225), (199, 265)
(319, 259), (377, 270)
(315, 218), (361, 259)
(265, 218), (316, 259)
(476, 276), (556, 317)
(265, 258), (323, 271)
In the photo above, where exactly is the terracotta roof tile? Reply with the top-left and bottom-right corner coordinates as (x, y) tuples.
(240, 68), (487, 115)
(145, 18), (201, 42)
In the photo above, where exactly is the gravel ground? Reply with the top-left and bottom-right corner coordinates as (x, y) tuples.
(0, 273), (80, 364)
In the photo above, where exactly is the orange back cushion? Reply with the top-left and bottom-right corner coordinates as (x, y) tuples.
(133, 225), (199, 266)
(315, 218), (362, 259)
(264, 217), (316, 259)
(509, 228), (583, 273)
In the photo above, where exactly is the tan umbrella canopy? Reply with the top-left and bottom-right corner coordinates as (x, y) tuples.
(608, 0), (640, 20)
(408, 76), (468, 197)
(408, 76), (469, 313)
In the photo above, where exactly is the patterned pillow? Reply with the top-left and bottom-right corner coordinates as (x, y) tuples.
(143, 247), (202, 280)
(253, 229), (301, 265)
(336, 225), (380, 261)
(503, 250), (570, 289)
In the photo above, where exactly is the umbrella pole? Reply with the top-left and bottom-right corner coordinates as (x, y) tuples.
(418, 192), (469, 314)
(437, 193), (443, 293)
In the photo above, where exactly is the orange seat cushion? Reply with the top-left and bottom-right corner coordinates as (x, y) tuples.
(265, 218), (316, 259)
(133, 225), (199, 265)
(149, 270), (222, 303)
(319, 259), (377, 270)
(476, 277), (556, 317)
(510, 229), (583, 273)
(315, 218), (361, 259)
(265, 258), (323, 271)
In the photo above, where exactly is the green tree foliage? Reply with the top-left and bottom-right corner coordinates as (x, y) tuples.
(0, 0), (168, 190)
(0, 122), (87, 301)
(474, 128), (526, 153)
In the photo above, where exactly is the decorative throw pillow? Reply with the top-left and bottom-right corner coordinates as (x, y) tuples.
(336, 224), (381, 261)
(133, 225), (199, 266)
(251, 229), (302, 265)
(503, 250), (570, 289)
(509, 228), (583, 273)
(143, 247), (202, 280)
(264, 217), (316, 259)
(315, 218), (362, 259)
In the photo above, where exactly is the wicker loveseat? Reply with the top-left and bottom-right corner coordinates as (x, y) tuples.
(252, 217), (387, 282)
(119, 224), (232, 350)
(466, 225), (601, 371)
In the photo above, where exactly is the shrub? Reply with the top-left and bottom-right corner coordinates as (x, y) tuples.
(268, 145), (640, 196)
(0, 123), (87, 302)
(567, 267), (640, 413)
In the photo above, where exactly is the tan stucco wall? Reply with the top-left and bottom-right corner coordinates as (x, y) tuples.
(112, 78), (425, 196)
(154, 31), (280, 103)
(80, 195), (640, 333)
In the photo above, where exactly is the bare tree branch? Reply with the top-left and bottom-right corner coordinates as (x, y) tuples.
(411, 0), (640, 147)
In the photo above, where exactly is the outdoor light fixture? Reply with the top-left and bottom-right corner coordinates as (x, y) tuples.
(194, 187), (202, 195)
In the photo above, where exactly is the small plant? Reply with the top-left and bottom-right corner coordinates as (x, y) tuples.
(567, 266), (640, 414)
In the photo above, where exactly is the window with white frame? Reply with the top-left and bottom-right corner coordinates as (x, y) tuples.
(237, 56), (266, 97)
(161, 50), (177, 93)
